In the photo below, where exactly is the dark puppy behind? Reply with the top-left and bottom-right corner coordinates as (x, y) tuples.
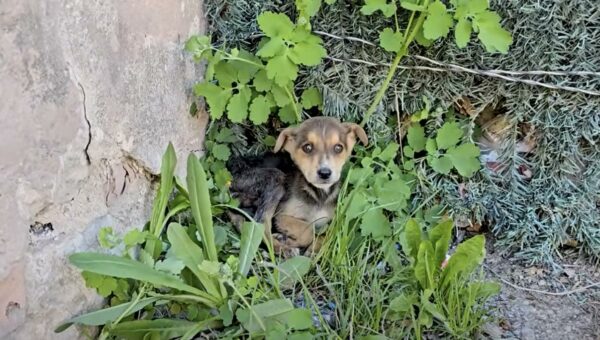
(227, 117), (367, 256)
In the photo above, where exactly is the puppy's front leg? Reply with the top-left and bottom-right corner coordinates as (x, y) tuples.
(274, 215), (323, 255)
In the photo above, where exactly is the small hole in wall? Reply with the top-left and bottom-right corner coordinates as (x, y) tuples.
(29, 222), (53, 235)
(5, 301), (21, 318)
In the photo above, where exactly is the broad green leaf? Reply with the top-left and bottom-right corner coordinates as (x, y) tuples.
(441, 235), (485, 287)
(280, 308), (313, 330)
(379, 28), (403, 52)
(258, 12), (295, 38)
(181, 319), (224, 340)
(54, 297), (158, 332)
(403, 145), (415, 158)
(184, 35), (211, 57)
(435, 122), (463, 149)
(230, 49), (262, 84)
(360, 208), (391, 241)
(389, 293), (418, 313)
(300, 87), (322, 109)
(407, 124), (426, 152)
(146, 143), (177, 258)
(454, 0), (488, 18)
(279, 103), (299, 123)
(81, 272), (117, 297)
(425, 138), (437, 154)
(239, 222), (265, 276)
(215, 128), (237, 143)
(473, 11), (512, 53)
(110, 319), (221, 339)
(155, 254), (185, 275)
(289, 40), (327, 66)
(288, 332), (315, 340)
(377, 143), (400, 162)
(360, 0), (397, 18)
(415, 24), (434, 47)
(226, 87), (252, 123)
(271, 84), (292, 107)
(401, 219), (422, 259)
(257, 37), (287, 59)
(376, 178), (410, 211)
(428, 220), (453, 267)
(266, 55), (298, 86)
(430, 155), (453, 175)
(69, 253), (215, 303)
(296, 0), (322, 18)
(403, 159), (415, 170)
(400, 0), (426, 11)
(446, 143), (481, 177)
(345, 190), (369, 220)
(187, 154), (218, 262)
(194, 82), (231, 119)
(212, 143), (231, 161)
(278, 256), (311, 287)
(249, 95), (273, 125)
(219, 302), (234, 326)
(423, 1), (454, 40)
(167, 223), (221, 298)
(253, 69), (273, 92)
(455, 17), (472, 48)
(237, 299), (295, 332)
(214, 61), (237, 87)
(414, 241), (436, 289)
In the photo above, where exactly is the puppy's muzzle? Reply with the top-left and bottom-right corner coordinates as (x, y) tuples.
(317, 167), (332, 180)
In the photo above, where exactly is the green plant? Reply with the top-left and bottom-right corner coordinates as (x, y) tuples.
(359, 0), (512, 126)
(185, 2), (326, 125)
(56, 145), (317, 339)
(403, 102), (481, 177)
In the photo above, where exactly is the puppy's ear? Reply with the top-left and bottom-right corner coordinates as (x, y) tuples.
(344, 123), (368, 146)
(274, 127), (296, 153)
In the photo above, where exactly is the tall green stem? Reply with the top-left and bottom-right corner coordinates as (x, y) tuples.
(361, 4), (430, 127)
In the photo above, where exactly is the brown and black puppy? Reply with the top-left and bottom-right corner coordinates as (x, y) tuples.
(227, 117), (367, 256)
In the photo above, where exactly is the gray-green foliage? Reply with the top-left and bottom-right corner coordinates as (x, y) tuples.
(204, 0), (600, 264)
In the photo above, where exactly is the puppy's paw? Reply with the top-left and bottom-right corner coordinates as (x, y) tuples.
(282, 247), (301, 258)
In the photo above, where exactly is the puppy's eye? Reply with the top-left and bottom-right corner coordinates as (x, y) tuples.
(333, 144), (344, 154)
(302, 144), (313, 154)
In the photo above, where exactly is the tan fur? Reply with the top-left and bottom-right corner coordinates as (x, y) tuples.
(271, 117), (367, 255)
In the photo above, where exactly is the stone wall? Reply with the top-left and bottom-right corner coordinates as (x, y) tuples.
(0, 0), (206, 338)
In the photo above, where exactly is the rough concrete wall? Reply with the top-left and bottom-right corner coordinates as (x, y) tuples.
(0, 0), (206, 338)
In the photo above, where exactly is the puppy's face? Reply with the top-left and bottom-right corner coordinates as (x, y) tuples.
(274, 117), (368, 189)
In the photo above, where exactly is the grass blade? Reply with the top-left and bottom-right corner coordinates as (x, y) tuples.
(187, 154), (218, 261)
(238, 221), (265, 276)
(110, 319), (220, 338)
(54, 297), (158, 333)
(69, 253), (217, 306)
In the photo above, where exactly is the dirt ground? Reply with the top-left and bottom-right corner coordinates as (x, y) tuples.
(481, 243), (600, 340)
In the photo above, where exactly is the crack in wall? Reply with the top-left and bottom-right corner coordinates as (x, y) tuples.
(77, 82), (92, 165)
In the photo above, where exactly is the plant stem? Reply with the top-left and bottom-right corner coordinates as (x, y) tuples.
(361, 3), (430, 127)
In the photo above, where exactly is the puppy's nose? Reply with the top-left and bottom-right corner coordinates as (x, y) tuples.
(317, 168), (332, 180)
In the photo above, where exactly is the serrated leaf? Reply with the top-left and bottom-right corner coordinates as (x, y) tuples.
(98, 227), (119, 249)
(300, 87), (322, 109)
(455, 0), (489, 19)
(258, 12), (295, 38)
(376, 178), (410, 211)
(231, 49), (261, 84)
(266, 55), (298, 86)
(226, 87), (252, 123)
(215, 128), (237, 143)
(441, 235), (485, 287)
(214, 61), (237, 87)
(155, 256), (185, 275)
(271, 84), (292, 107)
(212, 143), (231, 161)
(278, 103), (299, 123)
(430, 155), (453, 174)
(361, 0), (397, 18)
(379, 28), (403, 52)
(124, 229), (147, 246)
(473, 11), (512, 53)
(360, 208), (391, 240)
(345, 190), (369, 220)
(436, 122), (463, 149)
(407, 124), (426, 152)
(296, 0), (322, 18)
(403, 159), (415, 170)
(249, 95), (273, 124)
(423, 1), (454, 40)
(289, 41), (327, 66)
(425, 138), (437, 154)
(257, 37), (286, 58)
(415, 24), (434, 47)
(194, 83), (232, 120)
(455, 17), (472, 48)
(253, 69), (273, 92)
(377, 143), (400, 162)
(446, 143), (481, 177)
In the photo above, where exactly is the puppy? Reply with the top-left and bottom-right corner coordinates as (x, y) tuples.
(227, 117), (367, 256)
